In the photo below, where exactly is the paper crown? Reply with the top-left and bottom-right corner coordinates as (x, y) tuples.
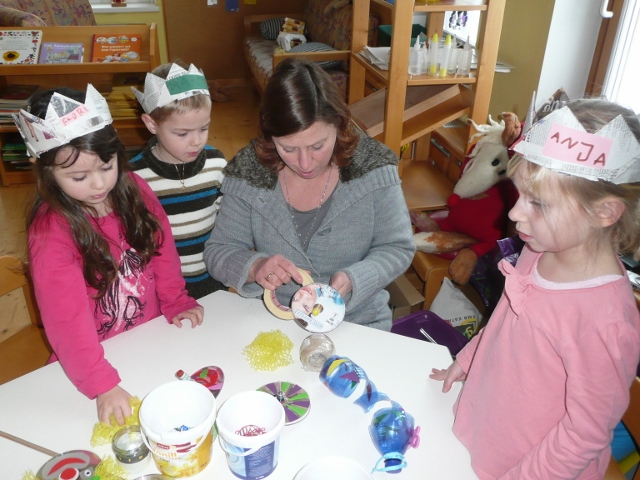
(12, 84), (113, 158)
(132, 63), (210, 114)
(513, 104), (640, 184)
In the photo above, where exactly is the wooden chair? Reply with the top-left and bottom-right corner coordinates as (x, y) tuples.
(605, 376), (640, 479)
(0, 255), (51, 385)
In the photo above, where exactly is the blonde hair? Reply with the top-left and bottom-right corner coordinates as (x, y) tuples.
(147, 61), (212, 123)
(508, 99), (640, 259)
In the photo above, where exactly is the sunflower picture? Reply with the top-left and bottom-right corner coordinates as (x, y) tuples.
(3, 51), (20, 62)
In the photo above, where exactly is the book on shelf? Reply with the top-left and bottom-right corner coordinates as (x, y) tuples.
(91, 33), (142, 63)
(38, 42), (84, 64)
(0, 84), (40, 114)
(0, 30), (42, 65)
(2, 134), (28, 165)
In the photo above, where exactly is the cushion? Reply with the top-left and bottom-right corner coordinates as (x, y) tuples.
(288, 42), (342, 69)
(259, 17), (285, 40)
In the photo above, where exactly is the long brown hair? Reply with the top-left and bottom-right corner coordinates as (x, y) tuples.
(255, 58), (359, 179)
(26, 100), (163, 297)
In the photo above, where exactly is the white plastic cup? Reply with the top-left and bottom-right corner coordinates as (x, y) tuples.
(294, 456), (374, 480)
(216, 391), (285, 480)
(139, 381), (217, 477)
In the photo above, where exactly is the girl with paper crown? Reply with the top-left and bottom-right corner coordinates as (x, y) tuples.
(430, 97), (640, 479)
(130, 62), (227, 299)
(15, 85), (203, 425)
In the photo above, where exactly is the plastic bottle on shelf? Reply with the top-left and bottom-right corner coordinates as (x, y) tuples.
(456, 36), (473, 76)
(447, 36), (460, 75)
(439, 34), (452, 77)
(408, 36), (421, 75)
(428, 33), (439, 76)
(419, 40), (429, 75)
(369, 400), (421, 474)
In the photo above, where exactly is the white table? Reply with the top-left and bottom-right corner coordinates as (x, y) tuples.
(0, 291), (476, 479)
(1, 435), (54, 479)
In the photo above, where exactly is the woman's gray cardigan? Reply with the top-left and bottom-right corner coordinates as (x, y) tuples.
(203, 134), (415, 330)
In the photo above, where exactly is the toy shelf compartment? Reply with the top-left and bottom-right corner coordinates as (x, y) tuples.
(0, 24), (160, 186)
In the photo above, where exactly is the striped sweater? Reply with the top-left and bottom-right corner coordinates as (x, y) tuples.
(130, 138), (227, 299)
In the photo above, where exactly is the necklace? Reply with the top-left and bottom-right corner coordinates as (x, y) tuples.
(152, 145), (186, 188)
(282, 165), (333, 248)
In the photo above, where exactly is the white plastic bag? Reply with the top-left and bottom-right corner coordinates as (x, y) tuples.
(430, 277), (482, 339)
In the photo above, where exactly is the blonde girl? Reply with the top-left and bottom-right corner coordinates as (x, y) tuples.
(430, 99), (640, 479)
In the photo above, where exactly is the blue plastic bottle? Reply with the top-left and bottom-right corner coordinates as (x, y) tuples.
(369, 401), (420, 474)
(319, 355), (388, 412)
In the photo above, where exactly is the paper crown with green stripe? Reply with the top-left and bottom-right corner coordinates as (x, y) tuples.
(12, 84), (113, 158)
(132, 63), (210, 114)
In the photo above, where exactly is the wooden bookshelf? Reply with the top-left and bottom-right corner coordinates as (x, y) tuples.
(348, 0), (506, 176)
(0, 24), (159, 186)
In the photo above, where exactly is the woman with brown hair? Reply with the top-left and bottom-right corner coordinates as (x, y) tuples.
(204, 58), (414, 330)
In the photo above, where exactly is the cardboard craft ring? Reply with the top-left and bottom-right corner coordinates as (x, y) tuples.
(263, 268), (314, 320)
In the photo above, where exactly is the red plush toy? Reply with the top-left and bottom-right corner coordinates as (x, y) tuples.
(411, 113), (521, 285)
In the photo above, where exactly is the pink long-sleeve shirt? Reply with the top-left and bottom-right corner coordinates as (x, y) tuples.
(454, 246), (640, 479)
(28, 172), (199, 399)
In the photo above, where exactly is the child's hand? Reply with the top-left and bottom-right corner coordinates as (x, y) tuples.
(171, 306), (204, 328)
(429, 360), (466, 393)
(97, 385), (132, 425)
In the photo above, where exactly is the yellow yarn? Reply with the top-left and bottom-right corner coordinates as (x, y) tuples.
(90, 396), (142, 447)
(243, 330), (294, 371)
(95, 454), (127, 479)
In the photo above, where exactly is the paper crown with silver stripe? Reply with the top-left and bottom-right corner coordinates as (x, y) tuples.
(512, 105), (640, 184)
(132, 63), (210, 114)
(12, 84), (113, 158)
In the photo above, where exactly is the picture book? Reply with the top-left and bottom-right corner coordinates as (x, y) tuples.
(91, 33), (142, 63)
(0, 30), (42, 65)
(39, 42), (84, 64)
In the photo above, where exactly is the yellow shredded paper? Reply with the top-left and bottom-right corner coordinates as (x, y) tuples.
(243, 330), (294, 371)
(90, 396), (142, 446)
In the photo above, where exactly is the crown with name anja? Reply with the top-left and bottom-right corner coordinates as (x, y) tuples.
(132, 63), (210, 114)
(512, 105), (640, 184)
(12, 84), (113, 158)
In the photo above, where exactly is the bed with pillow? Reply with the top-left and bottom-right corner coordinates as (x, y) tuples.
(243, 0), (379, 99)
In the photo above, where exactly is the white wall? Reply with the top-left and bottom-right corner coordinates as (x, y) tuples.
(536, 0), (603, 107)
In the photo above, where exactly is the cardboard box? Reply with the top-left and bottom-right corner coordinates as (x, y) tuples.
(386, 274), (424, 321)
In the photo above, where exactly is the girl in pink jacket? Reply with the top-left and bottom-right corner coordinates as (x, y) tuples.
(431, 98), (640, 479)
(15, 85), (203, 425)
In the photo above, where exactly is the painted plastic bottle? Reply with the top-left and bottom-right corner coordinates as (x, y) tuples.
(319, 355), (389, 412)
(369, 401), (421, 474)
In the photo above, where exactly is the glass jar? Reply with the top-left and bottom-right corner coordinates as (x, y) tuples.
(112, 425), (150, 476)
(299, 333), (335, 372)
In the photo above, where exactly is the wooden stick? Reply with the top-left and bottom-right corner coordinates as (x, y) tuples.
(0, 430), (58, 457)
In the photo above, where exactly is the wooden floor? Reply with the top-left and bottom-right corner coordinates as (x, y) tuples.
(0, 85), (261, 384)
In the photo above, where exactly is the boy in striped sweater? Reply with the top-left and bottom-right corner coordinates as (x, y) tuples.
(131, 62), (226, 299)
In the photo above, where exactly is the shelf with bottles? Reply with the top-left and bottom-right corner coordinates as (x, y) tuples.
(351, 51), (478, 86)
(371, 0), (488, 14)
(348, 0), (505, 163)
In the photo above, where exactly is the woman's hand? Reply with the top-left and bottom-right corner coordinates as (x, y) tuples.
(429, 360), (466, 393)
(171, 306), (204, 328)
(330, 271), (352, 298)
(97, 385), (132, 425)
(249, 255), (303, 289)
